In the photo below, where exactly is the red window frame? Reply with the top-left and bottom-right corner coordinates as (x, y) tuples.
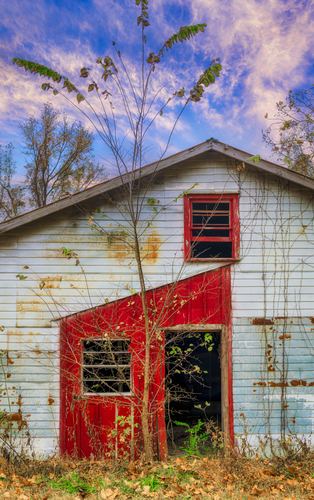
(184, 194), (239, 261)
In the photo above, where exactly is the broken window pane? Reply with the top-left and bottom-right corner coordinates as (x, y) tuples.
(190, 241), (232, 259)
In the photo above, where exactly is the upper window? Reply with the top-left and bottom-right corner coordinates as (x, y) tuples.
(184, 194), (239, 261)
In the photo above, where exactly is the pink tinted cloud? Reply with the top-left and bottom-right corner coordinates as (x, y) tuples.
(1, 0), (314, 169)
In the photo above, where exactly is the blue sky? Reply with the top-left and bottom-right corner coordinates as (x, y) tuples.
(1, 0), (314, 181)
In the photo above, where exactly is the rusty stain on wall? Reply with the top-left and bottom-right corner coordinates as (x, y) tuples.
(290, 380), (307, 387)
(48, 394), (54, 405)
(16, 302), (43, 312)
(106, 230), (161, 264)
(251, 318), (275, 326)
(254, 380), (314, 387)
(143, 231), (162, 264)
(9, 410), (27, 431)
(6, 352), (14, 365)
(269, 381), (288, 387)
(106, 235), (132, 262)
(279, 334), (291, 340)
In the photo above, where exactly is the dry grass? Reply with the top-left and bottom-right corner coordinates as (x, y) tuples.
(1, 452), (314, 500)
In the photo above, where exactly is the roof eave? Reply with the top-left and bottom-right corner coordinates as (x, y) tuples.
(0, 139), (314, 235)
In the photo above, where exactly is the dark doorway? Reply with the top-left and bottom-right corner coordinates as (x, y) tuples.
(165, 331), (221, 451)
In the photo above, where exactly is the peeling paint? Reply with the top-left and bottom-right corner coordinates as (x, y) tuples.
(105, 230), (161, 264)
(252, 318), (274, 326)
(48, 394), (54, 406)
(290, 380), (307, 387)
(279, 334), (291, 340)
(143, 231), (162, 264)
(6, 352), (14, 365)
(17, 302), (43, 312)
(8, 329), (40, 336)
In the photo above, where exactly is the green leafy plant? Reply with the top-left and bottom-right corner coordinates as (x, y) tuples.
(174, 419), (209, 456)
(247, 154), (261, 164)
(174, 182), (199, 202)
(48, 471), (103, 495)
(60, 247), (80, 266)
(110, 415), (139, 461)
(139, 473), (162, 491)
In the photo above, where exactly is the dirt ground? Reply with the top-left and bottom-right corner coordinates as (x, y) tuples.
(1, 451), (314, 500)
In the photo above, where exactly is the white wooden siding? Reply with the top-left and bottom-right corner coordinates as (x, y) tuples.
(0, 153), (314, 454)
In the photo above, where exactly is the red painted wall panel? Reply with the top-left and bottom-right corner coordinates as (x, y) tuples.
(60, 267), (232, 459)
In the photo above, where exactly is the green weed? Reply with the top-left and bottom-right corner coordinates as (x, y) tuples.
(139, 473), (162, 491)
(174, 419), (209, 456)
(48, 471), (103, 495)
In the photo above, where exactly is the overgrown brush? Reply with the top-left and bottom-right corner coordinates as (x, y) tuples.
(1, 451), (314, 499)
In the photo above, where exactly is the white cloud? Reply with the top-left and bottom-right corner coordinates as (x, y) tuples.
(1, 0), (314, 173)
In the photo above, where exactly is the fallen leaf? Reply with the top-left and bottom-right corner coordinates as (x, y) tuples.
(287, 478), (298, 485)
(3, 493), (10, 499)
(287, 466), (298, 475)
(165, 492), (177, 498)
(251, 484), (264, 496)
(101, 489), (114, 499)
(101, 488), (119, 499)
(195, 488), (206, 494)
(124, 480), (136, 488)
(263, 468), (276, 476)
(143, 485), (150, 495)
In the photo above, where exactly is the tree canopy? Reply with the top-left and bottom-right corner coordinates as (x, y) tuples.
(0, 143), (25, 220)
(263, 86), (314, 178)
(20, 103), (106, 207)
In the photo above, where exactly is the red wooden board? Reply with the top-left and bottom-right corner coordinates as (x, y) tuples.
(60, 268), (232, 459)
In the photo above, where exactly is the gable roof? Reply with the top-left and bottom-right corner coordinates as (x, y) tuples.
(1, 139), (314, 235)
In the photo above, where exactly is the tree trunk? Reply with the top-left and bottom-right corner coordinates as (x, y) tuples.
(133, 226), (153, 461)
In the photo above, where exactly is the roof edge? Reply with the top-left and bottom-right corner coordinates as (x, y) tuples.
(1, 139), (314, 234)
(0, 141), (213, 234)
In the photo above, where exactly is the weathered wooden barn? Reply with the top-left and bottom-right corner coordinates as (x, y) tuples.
(0, 139), (314, 458)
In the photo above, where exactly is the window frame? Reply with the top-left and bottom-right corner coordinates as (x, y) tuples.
(184, 193), (239, 261)
(81, 337), (132, 397)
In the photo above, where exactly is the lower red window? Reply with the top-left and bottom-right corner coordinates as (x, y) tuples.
(184, 194), (239, 260)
